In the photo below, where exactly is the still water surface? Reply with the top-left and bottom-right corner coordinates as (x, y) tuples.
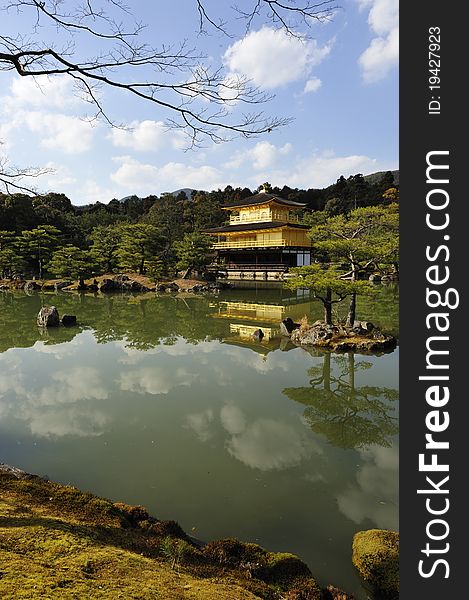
(0, 287), (399, 598)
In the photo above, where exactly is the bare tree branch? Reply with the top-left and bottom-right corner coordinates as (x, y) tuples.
(0, 0), (336, 146)
(0, 151), (53, 194)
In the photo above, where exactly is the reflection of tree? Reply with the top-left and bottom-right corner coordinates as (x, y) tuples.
(283, 352), (398, 449)
(0, 292), (228, 353)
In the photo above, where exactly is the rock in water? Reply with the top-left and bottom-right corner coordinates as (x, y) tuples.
(24, 281), (41, 292)
(37, 306), (60, 328)
(61, 315), (77, 327)
(352, 529), (399, 599)
(280, 317), (300, 336)
(252, 328), (264, 341)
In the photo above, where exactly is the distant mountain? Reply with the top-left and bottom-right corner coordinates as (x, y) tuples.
(163, 188), (198, 200)
(117, 195), (141, 203)
(116, 188), (198, 203)
(364, 169), (399, 186)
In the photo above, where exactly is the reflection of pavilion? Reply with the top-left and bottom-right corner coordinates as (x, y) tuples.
(215, 299), (315, 324)
(213, 298), (315, 356)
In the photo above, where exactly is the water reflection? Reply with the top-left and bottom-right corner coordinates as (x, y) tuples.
(0, 289), (399, 599)
(283, 351), (399, 449)
(336, 444), (399, 530)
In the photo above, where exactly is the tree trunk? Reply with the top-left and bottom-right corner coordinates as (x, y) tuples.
(182, 266), (193, 279)
(346, 292), (356, 327)
(348, 352), (355, 392)
(324, 287), (333, 324)
(346, 262), (358, 326)
(323, 352), (331, 392)
(78, 276), (86, 290)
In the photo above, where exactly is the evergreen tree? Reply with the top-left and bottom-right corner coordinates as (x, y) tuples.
(0, 230), (24, 278)
(48, 245), (97, 288)
(285, 264), (373, 324)
(19, 224), (61, 278)
(117, 224), (163, 274)
(89, 225), (122, 274)
(307, 203), (399, 324)
(173, 233), (214, 278)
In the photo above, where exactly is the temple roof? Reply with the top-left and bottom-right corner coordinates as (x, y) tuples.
(222, 193), (306, 209)
(204, 221), (309, 233)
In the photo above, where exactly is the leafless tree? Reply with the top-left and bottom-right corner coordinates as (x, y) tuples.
(0, 148), (53, 194)
(0, 0), (335, 192)
(0, 1), (335, 141)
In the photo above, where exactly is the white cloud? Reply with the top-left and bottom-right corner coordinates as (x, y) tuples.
(358, 0), (399, 82)
(337, 444), (399, 529)
(35, 162), (77, 188)
(303, 77), (322, 94)
(184, 409), (215, 442)
(28, 406), (108, 438)
(220, 404), (246, 435)
(224, 27), (331, 89)
(109, 120), (185, 152)
(23, 111), (95, 154)
(225, 141), (292, 171)
(0, 356), (110, 438)
(111, 156), (224, 195)
(226, 418), (314, 471)
(119, 366), (195, 395)
(37, 367), (108, 406)
(241, 150), (384, 190)
(6, 76), (78, 110)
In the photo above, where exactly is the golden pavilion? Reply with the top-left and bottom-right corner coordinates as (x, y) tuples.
(205, 190), (312, 280)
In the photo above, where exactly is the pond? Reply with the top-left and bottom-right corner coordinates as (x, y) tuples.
(0, 285), (399, 598)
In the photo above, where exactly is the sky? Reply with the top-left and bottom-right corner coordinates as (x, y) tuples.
(0, 0), (398, 206)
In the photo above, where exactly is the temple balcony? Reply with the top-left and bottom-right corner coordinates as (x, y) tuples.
(228, 212), (300, 225)
(212, 239), (288, 249)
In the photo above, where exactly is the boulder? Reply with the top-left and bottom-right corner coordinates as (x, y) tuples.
(24, 281), (41, 292)
(37, 306), (60, 328)
(352, 529), (399, 599)
(280, 317), (300, 336)
(291, 323), (338, 346)
(166, 282), (180, 293)
(352, 321), (374, 333)
(252, 329), (264, 341)
(99, 278), (118, 292)
(61, 315), (77, 327)
(156, 283), (167, 293)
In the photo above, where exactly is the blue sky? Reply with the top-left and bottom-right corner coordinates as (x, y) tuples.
(0, 0), (398, 205)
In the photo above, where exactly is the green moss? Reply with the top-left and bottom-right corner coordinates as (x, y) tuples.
(352, 529), (399, 599)
(113, 502), (150, 525)
(262, 552), (312, 586)
(202, 539), (318, 594)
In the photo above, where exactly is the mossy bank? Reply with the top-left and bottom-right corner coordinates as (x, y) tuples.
(0, 465), (360, 600)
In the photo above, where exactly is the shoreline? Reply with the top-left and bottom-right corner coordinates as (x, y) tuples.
(0, 462), (361, 599)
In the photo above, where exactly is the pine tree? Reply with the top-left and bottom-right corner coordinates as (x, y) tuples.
(19, 225), (61, 278)
(48, 245), (97, 288)
(117, 224), (163, 275)
(286, 264), (373, 324)
(89, 225), (122, 274)
(308, 203), (399, 325)
(173, 233), (214, 279)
